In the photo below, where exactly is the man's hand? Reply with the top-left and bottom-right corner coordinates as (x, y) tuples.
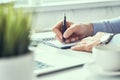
(71, 32), (107, 52)
(52, 21), (93, 43)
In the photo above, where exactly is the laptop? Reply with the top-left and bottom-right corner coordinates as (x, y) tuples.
(30, 32), (92, 76)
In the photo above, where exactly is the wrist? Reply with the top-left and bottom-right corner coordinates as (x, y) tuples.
(87, 23), (94, 36)
(94, 32), (115, 45)
(91, 32), (107, 46)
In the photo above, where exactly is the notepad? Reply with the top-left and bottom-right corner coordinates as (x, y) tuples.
(42, 38), (79, 49)
(31, 32), (78, 49)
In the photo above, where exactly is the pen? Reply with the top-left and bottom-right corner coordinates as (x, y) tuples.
(62, 13), (67, 42)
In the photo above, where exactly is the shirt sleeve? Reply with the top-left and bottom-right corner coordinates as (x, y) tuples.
(93, 17), (120, 35)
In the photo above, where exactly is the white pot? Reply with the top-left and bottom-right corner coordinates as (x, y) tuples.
(0, 52), (33, 80)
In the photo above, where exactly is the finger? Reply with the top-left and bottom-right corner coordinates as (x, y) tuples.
(55, 35), (63, 43)
(53, 28), (63, 39)
(70, 36), (79, 42)
(65, 38), (76, 43)
(73, 36), (79, 42)
(77, 41), (86, 44)
(72, 40), (99, 52)
(71, 44), (92, 52)
(71, 44), (86, 51)
(63, 24), (77, 38)
(52, 21), (63, 39)
(64, 36), (79, 43)
(53, 21), (73, 40)
(72, 39), (92, 52)
(65, 39), (70, 44)
(81, 37), (92, 42)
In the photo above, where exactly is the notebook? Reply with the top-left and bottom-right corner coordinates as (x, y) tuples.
(31, 32), (79, 49)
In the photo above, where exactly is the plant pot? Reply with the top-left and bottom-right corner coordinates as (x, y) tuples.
(0, 52), (33, 80)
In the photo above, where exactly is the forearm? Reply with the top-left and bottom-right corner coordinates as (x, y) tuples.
(92, 17), (120, 35)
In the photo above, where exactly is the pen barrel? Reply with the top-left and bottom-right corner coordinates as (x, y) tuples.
(62, 20), (67, 33)
(62, 16), (67, 42)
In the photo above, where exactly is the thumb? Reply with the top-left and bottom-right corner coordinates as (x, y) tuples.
(63, 25), (76, 38)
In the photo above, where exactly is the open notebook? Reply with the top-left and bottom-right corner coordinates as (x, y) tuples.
(31, 32), (79, 49)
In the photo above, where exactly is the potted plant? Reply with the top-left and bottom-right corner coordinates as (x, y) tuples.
(0, 2), (33, 80)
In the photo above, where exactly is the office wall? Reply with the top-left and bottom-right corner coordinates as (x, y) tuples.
(32, 5), (120, 32)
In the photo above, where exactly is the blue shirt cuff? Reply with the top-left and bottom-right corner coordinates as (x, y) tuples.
(93, 22), (107, 35)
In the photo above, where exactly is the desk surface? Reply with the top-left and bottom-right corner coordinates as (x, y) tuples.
(35, 67), (84, 80)
(33, 43), (120, 80)
(31, 42), (90, 80)
(35, 65), (120, 80)
(35, 66), (120, 80)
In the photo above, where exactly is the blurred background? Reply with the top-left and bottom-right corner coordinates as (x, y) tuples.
(3, 0), (120, 32)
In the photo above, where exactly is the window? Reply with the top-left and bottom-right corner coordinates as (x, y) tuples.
(14, 0), (120, 12)
(15, 0), (116, 6)
(15, 0), (41, 6)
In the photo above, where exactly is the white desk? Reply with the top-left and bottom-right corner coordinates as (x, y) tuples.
(35, 67), (85, 80)
(33, 43), (120, 80)
(34, 65), (120, 80)
(35, 65), (120, 80)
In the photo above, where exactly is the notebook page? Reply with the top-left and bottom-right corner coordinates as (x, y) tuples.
(42, 39), (78, 49)
(31, 32), (79, 49)
(31, 32), (55, 42)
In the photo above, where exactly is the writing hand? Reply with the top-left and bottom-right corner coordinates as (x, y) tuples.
(52, 21), (93, 43)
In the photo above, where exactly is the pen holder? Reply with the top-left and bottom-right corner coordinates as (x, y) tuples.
(0, 53), (34, 80)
